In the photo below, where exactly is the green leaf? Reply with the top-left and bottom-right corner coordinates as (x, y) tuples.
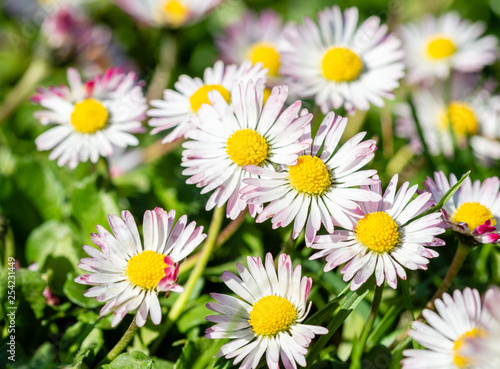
(0, 269), (46, 324)
(25, 220), (82, 293)
(71, 176), (120, 245)
(15, 158), (66, 221)
(174, 337), (224, 369)
(428, 171), (470, 214)
(361, 345), (391, 369)
(410, 171), (470, 223)
(63, 273), (102, 309)
(102, 351), (154, 369)
(176, 295), (212, 333)
(305, 287), (370, 368)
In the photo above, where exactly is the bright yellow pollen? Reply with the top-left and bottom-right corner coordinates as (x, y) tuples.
(289, 155), (331, 196)
(189, 84), (231, 113)
(321, 47), (363, 82)
(355, 212), (400, 253)
(452, 202), (496, 231)
(247, 42), (281, 76)
(162, 0), (189, 27)
(427, 37), (456, 60)
(248, 295), (297, 336)
(70, 98), (109, 134)
(453, 328), (487, 367)
(440, 102), (479, 137)
(126, 250), (168, 289)
(226, 129), (269, 166)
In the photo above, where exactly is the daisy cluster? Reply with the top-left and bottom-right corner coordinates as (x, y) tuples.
(3, 0), (500, 368)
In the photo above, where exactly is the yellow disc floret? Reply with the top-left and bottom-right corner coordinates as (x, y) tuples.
(289, 155), (331, 195)
(321, 47), (363, 82)
(247, 42), (281, 76)
(226, 129), (269, 166)
(452, 202), (496, 231)
(162, 0), (189, 27)
(248, 295), (297, 336)
(71, 98), (109, 134)
(189, 84), (231, 113)
(126, 250), (168, 289)
(453, 328), (487, 367)
(355, 212), (400, 253)
(442, 102), (479, 137)
(426, 37), (456, 60)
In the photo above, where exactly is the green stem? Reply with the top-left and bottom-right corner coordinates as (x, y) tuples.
(279, 234), (297, 258)
(422, 240), (471, 313)
(305, 288), (369, 368)
(349, 285), (383, 369)
(146, 31), (177, 101)
(150, 206), (225, 353)
(407, 96), (437, 173)
(98, 317), (138, 366)
(179, 209), (247, 275)
(0, 58), (50, 124)
(400, 279), (414, 321)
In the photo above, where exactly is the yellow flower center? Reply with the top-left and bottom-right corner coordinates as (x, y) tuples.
(453, 328), (487, 367)
(439, 102), (479, 137)
(246, 42), (281, 76)
(70, 98), (109, 134)
(452, 202), (496, 231)
(126, 250), (168, 289)
(248, 295), (297, 337)
(321, 47), (363, 82)
(189, 84), (231, 113)
(289, 155), (331, 196)
(355, 212), (400, 253)
(426, 37), (456, 60)
(225, 129), (269, 166)
(162, 0), (189, 27)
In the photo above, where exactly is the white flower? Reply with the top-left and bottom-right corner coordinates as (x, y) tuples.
(424, 171), (500, 245)
(205, 253), (328, 369)
(280, 5), (404, 113)
(462, 287), (500, 369)
(402, 288), (496, 369)
(394, 73), (500, 159)
(216, 10), (287, 80)
(75, 207), (206, 327)
(33, 67), (147, 169)
(400, 12), (498, 85)
(114, 0), (224, 28)
(148, 60), (267, 143)
(181, 79), (312, 220)
(242, 112), (380, 246)
(310, 174), (445, 290)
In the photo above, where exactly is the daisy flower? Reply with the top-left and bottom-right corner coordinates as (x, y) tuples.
(423, 171), (500, 245)
(33, 67), (147, 169)
(470, 94), (500, 162)
(114, 0), (225, 28)
(280, 5), (404, 113)
(148, 60), (267, 143)
(181, 79), (313, 220)
(310, 174), (445, 290)
(462, 287), (500, 368)
(75, 207), (206, 327)
(402, 288), (496, 369)
(205, 253), (328, 369)
(216, 10), (286, 80)
(395, 74), (500, 158)
(400, 12), (498, 85)
(242, 112), (380, 246)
